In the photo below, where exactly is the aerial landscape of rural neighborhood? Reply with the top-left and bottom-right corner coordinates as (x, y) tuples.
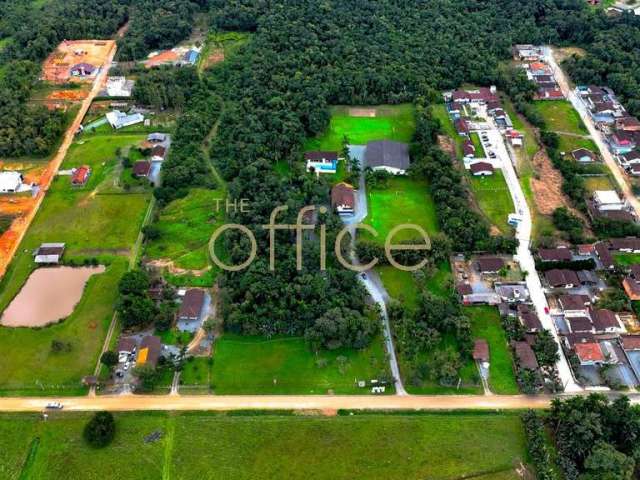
(6, 0), (640, 478)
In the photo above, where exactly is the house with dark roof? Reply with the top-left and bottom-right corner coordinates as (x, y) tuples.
(592, 309), (624, 334)
(451, 87), (499, 104)
(475, 257), (505, 274)
(577, 270), (598, 286)
(469, 161), (494, 176)
(567, 316), (594, 334)
(133, 161), (151, 178)
(517, 304), (542, 332)
(34, 243), (65, 264)
(177, 289), (206, 332)
(594, 241), (614, 269)
(151, 145), (167, 161)
(70, 62), (96, 77)
(544, 269), (580, 289)
(608, 131), (637, 155)
(621, 335), (640, 351)
(454, 118), (469, 137)
(538, 247), (572, 262)
(610, 237), (640, 253)
(473, 339), (489, 363)
(513, 341), (539, 370)
(364, 140), (410, 175)
(617, 116), (640, 132)
(462, 139), (475, 158)
(619, 150), (640, 168)
(559, 294), (591, 316)
(331, 182), (356, 215)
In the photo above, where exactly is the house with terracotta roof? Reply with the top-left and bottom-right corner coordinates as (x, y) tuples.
(623, 277), (640, 301)
(472, 339), (489, 363)
(462, 139), (475, 158)
(71, 166), (90, 186)
(450, 87), (499, 104)
(574, 341), (605, 366)
(454, 118), (469, 137)
(151, 145), (167, 161)
(331, 182), (356, 215)
(506, 129), (523, 147)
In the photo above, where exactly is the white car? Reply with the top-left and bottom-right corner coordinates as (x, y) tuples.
(124, 362), (130, 371)
(45, 402), (63, 409)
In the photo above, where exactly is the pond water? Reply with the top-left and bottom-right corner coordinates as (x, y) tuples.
(0, 265), (105, 327)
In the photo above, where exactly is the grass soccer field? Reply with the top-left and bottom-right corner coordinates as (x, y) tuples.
(364, 177), (440, 244)
(210, 334), (391, 394)
(303, 104), (415, 152)
(466, 306), (519, 394)
(533, 100), (589, 135)
(0, 411), (530, 480)
(468, 170), (515, 234)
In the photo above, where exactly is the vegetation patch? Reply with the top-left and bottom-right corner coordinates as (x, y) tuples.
(468, 170), (515, 234)
(532, 101), (589, 135)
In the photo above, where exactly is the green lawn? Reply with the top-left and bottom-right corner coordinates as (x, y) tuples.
(0, 411), (529, 480)
(179, 357), (212, 393)
(364, 177), (439, 244)
(432, 103), (463, 152)
(0, 133), (152, 394)
(144, 188), (225, 272)
(211, 335), (391, 394)
(378, 260), (452, 309)
(533, 100), (589, 135)
(466, 306), (519, 395)
(304, 104), (415, 152)
(468, 170), (515, 233)
(557, 135), (598, 156)
(470, 132), (486, 158)
(0, 260), (126, 395)
(583, 175), (615, 193)
(614, 253), (640, 268)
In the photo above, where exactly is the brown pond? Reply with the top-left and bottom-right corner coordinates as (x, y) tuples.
(0, 265), (105, 327)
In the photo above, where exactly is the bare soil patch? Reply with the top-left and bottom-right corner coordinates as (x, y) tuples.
(42, 40), (115, 83)
(530, 149), (569, 215)
(203, 49), (225, 69)
(348, 107), (377, 117)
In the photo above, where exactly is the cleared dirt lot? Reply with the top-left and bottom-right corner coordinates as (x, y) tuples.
(42, 40), (115, 83)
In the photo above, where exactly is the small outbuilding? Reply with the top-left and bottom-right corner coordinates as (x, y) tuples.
(34, 243), (65, 264)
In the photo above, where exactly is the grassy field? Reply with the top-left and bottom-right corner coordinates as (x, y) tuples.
(0, 133), (151, 394)
(468, 170), (515, 233)
(211, 335), (391, 394)
(0, 411), (529, 480)
(583, 175), (615, 193)
(0, 260), (126, 395)
(557, 134), (598, 156)
(304, 104), (415, 152)
(533, 100), (589, 135)
(466, 306), (519, 394)
(470, 132), (486, 158)
(364, 177), (439, 243)
(614, 253), (640, 267)
(144, 188), (224, 272)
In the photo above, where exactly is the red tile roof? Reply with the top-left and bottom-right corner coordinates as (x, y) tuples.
(574, 342), (604, 363)
(71, 165), (90, 185)
(473, 339), (489, 362)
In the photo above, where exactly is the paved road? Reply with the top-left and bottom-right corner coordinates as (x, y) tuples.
(344, 146), (407, 395)
(0, 41), (118, 278)
(478, 116), (581, 392)
(545, 46), (640, 217)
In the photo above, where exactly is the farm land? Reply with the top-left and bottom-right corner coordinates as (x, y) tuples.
(0, 411), (529, 480)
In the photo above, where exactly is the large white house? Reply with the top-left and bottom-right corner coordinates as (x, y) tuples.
(593, 190), (627, 211)
(0, 171), (24, 193)
(106, 110), (144, 130)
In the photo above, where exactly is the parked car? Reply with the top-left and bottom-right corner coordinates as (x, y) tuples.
(45, 402), (63, 409)
(488, 151), (497, 158)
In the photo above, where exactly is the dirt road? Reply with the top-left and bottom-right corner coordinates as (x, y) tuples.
(0, 41), (117, 278)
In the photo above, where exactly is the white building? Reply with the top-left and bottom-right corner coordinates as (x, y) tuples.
(106, 76), (134, 97)
(106, 110), (144, 130)
(593, 190), (627, 211)
(0, 171), (24, 193)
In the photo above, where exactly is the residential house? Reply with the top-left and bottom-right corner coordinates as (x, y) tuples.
(559, 294), (591, 317)
(469, 161), (494, 176)
(574, 341), (606, 366)
(608, 131), (636, 155)
(610, 237), (640, 253)
(364, 140), (410, 175)
(34, 243), (65, 264)
(305, 151), (338, 174)
(476, 256), (505, 275)
(592, 309), (625, 334)
(450, 87), (499, 104)
(177, 289), (206, 332)
(0, 171), (24, 193)
(518, 304), (543, 333)
(621, 335), (640, 352)
(106, 110), (144, 130)
(566, 316), (594, 334)
(473, 339), (490, 363)
(454, 117), (469, 136)
(117, 337), (136, 363)
(331, 182), (356, 215)
(538, 88), (564, 100)
(577, 244), (594, 257)
(544, 269), (580, 289)
(147, 133), (166, 143)
(71, 165), (90, 186)
(513, 45), (543, 61)
(133, 161), (151, 178)
(577, 270), (599, 286)
(594, 241), (614, 269)
(593, 190), (627, 212)
(513, 341), (539, 370)
(136, 335), (162, 368)
(151, 145), (167, 161)
(495, 282), (530, 304)
(619, 150), (640, 168)
(538, 247), (572, 263)
(623, 277), (640, 301)
(506, 130), (524, 147)
(463, 139), (475, 158)
(571, 148), (596, 163)
(617, 117), (640, 132)
(590, 101), (619, 124)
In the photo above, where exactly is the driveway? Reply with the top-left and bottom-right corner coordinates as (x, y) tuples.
(344, 145), (407, 395)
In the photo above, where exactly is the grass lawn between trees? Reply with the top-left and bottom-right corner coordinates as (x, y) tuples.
(468, 170), (515, 234)
(0, 411), (530, 480)
(532, 100), (589, 135)
(210, 334), (391, 394)
(0, 133), (152, 394)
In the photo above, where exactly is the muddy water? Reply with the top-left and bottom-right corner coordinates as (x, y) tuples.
(0, 265), (105, 327)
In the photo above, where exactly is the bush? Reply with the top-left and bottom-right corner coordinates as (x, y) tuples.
(83, 411), (116, 448)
